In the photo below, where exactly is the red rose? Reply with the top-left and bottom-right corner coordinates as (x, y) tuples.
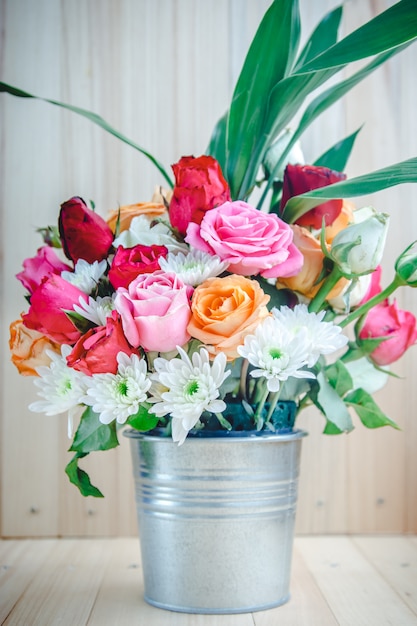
(169, 155), (231, 235)
(22, 275), (87, 344)
(359, 300), (417, 366)
(59, 196), (114, 264)
(108, 244), (168, 290)
(66, 311), (136, 375)
(280, 164), (346, 228)
(16, 246), (72, 294)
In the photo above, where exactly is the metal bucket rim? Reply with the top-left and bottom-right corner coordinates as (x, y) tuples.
(123, 427), (308, 443)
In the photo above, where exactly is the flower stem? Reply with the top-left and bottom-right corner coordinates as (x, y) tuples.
(338, 274), (404, 328)
(265, 391), (281, 423)
(254, 384), (269, 421)
(308, 266), (344, 313)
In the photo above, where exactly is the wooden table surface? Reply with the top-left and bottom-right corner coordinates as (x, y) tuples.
(1, 536), (416, 625)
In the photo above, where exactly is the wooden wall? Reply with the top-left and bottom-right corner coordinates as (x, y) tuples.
(1, 0), (416, 537)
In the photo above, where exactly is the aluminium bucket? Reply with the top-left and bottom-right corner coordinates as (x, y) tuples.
(125, 428), (306, 614)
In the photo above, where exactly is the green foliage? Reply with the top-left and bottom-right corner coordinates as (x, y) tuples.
(69, 406), (119, 454)
(345, 388), (400, 430)
(127, 403), (159, 431)
(65, 453), (104, 498)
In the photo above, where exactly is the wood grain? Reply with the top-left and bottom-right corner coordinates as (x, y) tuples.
(1, 0), (416, 537)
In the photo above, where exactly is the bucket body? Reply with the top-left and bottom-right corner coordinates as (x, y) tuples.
(125, 429), (306, 614)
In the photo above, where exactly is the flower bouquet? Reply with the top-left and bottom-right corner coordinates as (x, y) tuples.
(5, 0), (417, 502)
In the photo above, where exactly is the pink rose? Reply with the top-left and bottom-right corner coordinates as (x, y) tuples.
(359, 300), (417, 365)
(358, 265), (382, 306)
(169, 155), (231, 235)
(66, 311), (136, 375)
(16, 246), (72, 294)
(185, 201), (303, 279)
(114, 271), (192, 352)
(22, 275), (88, 344)
(59, 196), (114, 264)
(108, 244), (168, 290)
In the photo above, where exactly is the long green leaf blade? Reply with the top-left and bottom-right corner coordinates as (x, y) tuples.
(282, 157), (417, 223)
(0, 81), (173, 187)
(293, 5), (343, 71)
(313, 127), (363, 171)
(226, 0), (300, 198)
(298, 0), (417, 72)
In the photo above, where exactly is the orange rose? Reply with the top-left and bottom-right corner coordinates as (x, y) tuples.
(9, 319), (60, 376)
(187, 275), (270, 360)
(325, 200), (355, 243)
(106, 197), (169, 234)
(277, 225), (348, 299)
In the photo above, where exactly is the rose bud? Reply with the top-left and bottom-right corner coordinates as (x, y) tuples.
(16, 246), (72, 295)
(359, 300), (417, 366)
(330, 209), (389, 276)
(280, 163), (346, 228)
(108, 244), (168, 290)
(59, 196), (114, 264)
(395, 241), (417, 287)
(66, 311), (136, 376)
(169, 155), (231, 235)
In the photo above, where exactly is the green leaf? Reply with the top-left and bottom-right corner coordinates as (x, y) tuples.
(325, 361), (353, 397)
(225, 0), (300, 198)
(314, 126), (363, 171)
(63, 310), (93, 334)
(127, 404), (158, 431)
(299, 0), (417, 72)
(69, 406), (119, 453)
(0, 81), (173, 188)
(65, 453), (104, 498)
(257, 43), (411, 210)
(207, 110), (228, 175)
(293, 5), (343, 71)
(282, 157), (417, 223)
(309, 372), (354, 432)
(345, 388), (400, 429)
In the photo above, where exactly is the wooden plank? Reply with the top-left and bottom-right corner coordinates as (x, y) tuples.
(3, 539), (110, 626)
(353, 536), (417, 616)
(0, 539), (57, 622)
(88, 537), (254, 626)
(254, 546), (339, 626)
(297, 536), (417, 626)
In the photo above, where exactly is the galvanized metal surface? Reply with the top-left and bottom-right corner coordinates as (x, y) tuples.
(126, 429), (306, 614)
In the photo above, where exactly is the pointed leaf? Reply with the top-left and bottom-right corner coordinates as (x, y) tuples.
(70, 406), (119, 453)
(299, 0), (417, 72)
(345, 388), (400, 429)
(309, 372), (354, 432)
(226, 0), (300, 197)
(314, 126), (363, 171)
(294, 5), (343, 70)
(0, 81), (173, 187)
(65, 453), (104, 498)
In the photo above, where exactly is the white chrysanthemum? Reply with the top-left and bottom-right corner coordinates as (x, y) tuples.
(82, 352), (151, 424)
(113, 214), (188, 253)
(272, 304), (348, 367)
(73, 295), (116, 326)
(61, 259), (107, 294)
(149, 346), (231, 445)
(29, 345), (88, 437)
(159, 249), (229, 286)
(237, 316), (315, 393)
